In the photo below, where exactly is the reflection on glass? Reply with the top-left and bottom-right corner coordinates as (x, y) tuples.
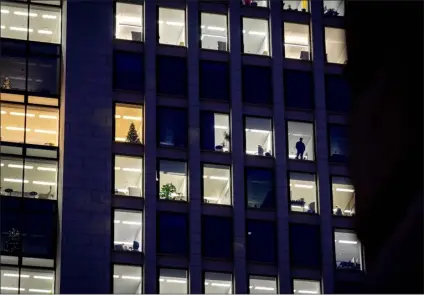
(329, 125), (349, 162)
(284, 23), (310, 60)
(247, 220), (276, 263)
(158, 160), (187, 201)
(334, 231), (363, 271)
(158, 108), (187, 148)
(325, 27), (347, 64)
(202, 164), (231, 205)
(242, 18), (269, 56)
(289, 172), (317, 214)
(158, 8), (186, 46)
(0, 266), (55, 294)
(249, 275), (277, 294)
(332, 176), (355, 216)
(159, 268), (188, 294)
(323, 0), (344, 16)
(115, 3), (143, 41)
(282, 0), (309, 12)
(246, 168), (274, 209)
(201, 112), (231, 152)
(245, 117), (273, 156)
(115, 104), (143, 144)
(287, 121), (315, 161)
(114, 155), (143, 197)
(113, 265), (143, 294)
(201, 13), (228, 51)
(114, 210), (142, 252)
(204, 272), (232, 294)
(293, 279), (321, 294)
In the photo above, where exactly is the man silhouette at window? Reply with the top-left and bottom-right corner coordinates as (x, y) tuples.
(295, 138), (306, 160)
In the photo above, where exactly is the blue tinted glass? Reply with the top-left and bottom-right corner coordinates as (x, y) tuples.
(290, 224), (321, 268)
(202, 216), (233, 259)
(0, 211), (21, 254)
(28, 57), (59, 95)
(326, 75), (352, 113)
(29, 42), (60, 56)
(243, 65), (272, 104)
(158, 213), (188, 255)
(247, 220), (276, 263)
(334, 280), (363, 294)
(0, 56), (27, 92)
(201, 111), (215, 150)
(21, 212), (56, 258)
(246, 168), (274, 209)
(199, 60), (229, 101)
(285, 70), (313, 109)
(329, 125), (349, 162)
(114, 52), (144, 91)
(0, 39), (27, 57)
(157, 108), (188, 148)
(157, 55), (187, 96)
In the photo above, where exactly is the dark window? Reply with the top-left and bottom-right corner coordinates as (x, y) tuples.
(284, 70), (313, 109)
(0, 56), (27, 92)
(199, 60), (229, 101)
(246, 168), (274, 209)
(290, 224), (321, 269)
(27, 57), (60, 95)
(334, 280), (364, 294)
(158, 213), (188, 255)
(329, 125), (349, 162)
(243, 65), (272, 105)
(202, 216), (233, 259)
(247, 220), (276, 263)
(114, 51), (144, 91)
(157, 107), (188, 148)
(157, 55), (187, 96)
(326, 75), (351, 113)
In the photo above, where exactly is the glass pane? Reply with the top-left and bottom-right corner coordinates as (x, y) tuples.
(115, 104), (143, 144)
(21, 212), (55, 257)
(158, 213), (188, 255)
(284, 23), (310, 60)
(325, 27), (347, 64)
(158, 160), (187, 201)
(0, 157), (24, 198)
(0, 266), (22, 293)
(25, 106), (59, 146)
(242, 0), (268, 8)
(332, 176), (355, 216)
(199, 60), (229, 101)
(116, 3), (143, 41)
(245, 117), (273, 156)
(282, 0), (309, 12)
(27, 56), (60, 95)
(243, 66), (272, 104)
(200, 13), (227, 51)
(23, 158), (58, 199)
(204, 272), (232, 294)
(247, 220), (276, 263)
(201, 112), (231, 152)
(323, 0), (344, 16)
(29, 4), (61, 44)
(329, 125), (349, 162)
(246, 168), (274, 209)
(0, 56), (27, 92)
(156, 55), (187, 96)
(287, 121), (315, 161)
(293, 279), (321, 294)
(113, 210), (142, 252)
(334, 231), (363, 270)
(290, 224), (321, 268)
(158, 8), (185, 46)
(249, 275), (277, 294)
(159, 269), (187, 294)
(0, 1), (30, 41)
(202, 164), (231, 205)
(289, 172), (317, 213)
(157, 108), (187, 148)
(242, 18), (269, 56)
(20, 268), (55, 294)
(202, 216), (233, 259)
(326, 75), (351, 113)
(114, 155), (143, 197)
(0, 103), (26, 144)
(284, 70), (313, 109)
(114, 52), (144, 92)
(113, 265), (143, 294)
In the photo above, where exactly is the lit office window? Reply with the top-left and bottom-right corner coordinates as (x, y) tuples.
(0, 267), (55, 294)
(199, 60), (229, 101)
(0, 1), (61, 44)
(202, 216), (233, 259)
(325, 27), (347, 64)
(158, 213), (188, 255)
(329, 125), (349, 162)
(0, 156), (57, 199)
(287, 121), (315, 161)
(289, 172), (317, 214)
(0, 103), (26, 144)
(200, 112), (231, 152)
(284, 23), (310, 61)
(157, 107), (187, 148)
(332, 176), (355, 217)
(247, 220), (276, 263)
(241, 0), (268, 8)
(158, 160), (187, 202)
(245, 117), (273, 156)
(326, 75), (351, 113)
(157, 55), (187, 96)
(284, 70), (313, 109)
(242, 17), (269, 56)
(115, 3), (143, 41)
(293, 279), (321, 294)
(158, 8), (186, 46)
(159, 269), (188, 294)
(243, 65), (272, 105)
(290, 224), (321, 268)
(113, 210), (142, 252)
(114, 51), (144, 92)
(201, 13), (228, 51)
(114, 155), (143, 197)
(246, 168), (274, 209)
(202, 164), (231, 205)
(115, 104), (143, 144)
(282, 0), (309, 12)
(334, 230), (363, 271)
(204, 272), (233, 294)
(323, 0), (344, 16)
(113, 265), (143, 294)
(249, 275), (277, 294)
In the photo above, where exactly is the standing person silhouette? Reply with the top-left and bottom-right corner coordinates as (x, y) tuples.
(295, 138), (305, 160)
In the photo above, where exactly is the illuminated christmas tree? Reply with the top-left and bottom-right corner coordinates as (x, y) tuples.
(2, 77), (11, 90)
(126, 122), (141, 144)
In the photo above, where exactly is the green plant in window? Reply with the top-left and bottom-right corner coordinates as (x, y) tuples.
(160, 183), (181, 200)
(222, 131), (231, 147)
(126, 122), (141, 144)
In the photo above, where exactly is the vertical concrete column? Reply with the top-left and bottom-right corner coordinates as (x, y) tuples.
(310, 1), (335, 293)
(58, 0), (113, 292)
(228, 2), (246, 293)
(143, 0), (158, 293)
(187, 1), (202, 293)
(270, 1), (291, 293)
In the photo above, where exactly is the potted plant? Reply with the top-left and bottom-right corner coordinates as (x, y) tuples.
(159, 183), (181, 200)
(215, 131), (231, 152)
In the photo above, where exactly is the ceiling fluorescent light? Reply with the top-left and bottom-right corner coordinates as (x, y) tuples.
(10, 111), (34, 117)
(0, 164), (3, 167)
(1, 9), (10, 14)
(338, 240), (358, 244)
(114, 167), (121, 170)
(294, 184), (313, 189)
(158, 20), (164, 24)
(214, 125), (228, 130)
(33, 276), (54, 280)
(117, 16), (141, 23)
(35, 129), (57, 134)
(4, 178), (29, 183)
(1, 287), (25, 291)
(122, 221), (142, 225)
(285, 42), (308, 48)
(255, 286), (275, 291)
(113, 275), (119, 279)
(203, 197), (219, 201)
(336, 188), (354, 193)
(0, 25), (5, 30)
(114, 220), (121, 223)
(4, 273), (29, 278)
(8, 164), (33, 169)
(6, 126), (29, 131)
(33, 181), (56, 186)
(165, 21), (184, 27)
(245, 128), (269, 134)
(115, 137), (125, 142)
(209, 176), (228, 181)
(211, 283), (231, 287)
(201, 34), (226, 41)
(123, 116), (142, 121)
(121, 276), (140, 280)
(10, 26), (33, 32)
(28, 289), (51, 293)
(39, 114), (57, 119)
(37, 167), (57, 172)
(115, 115), (121, 119)
(14, 11), (38, 17)
(114, 241), (133, 245)
(0, 111), (6, 114)
(166, 279), (187, 284)
(38, 30), (53, 35)
(42, 14), (57, 19)
(298, 290), (318, 294)
(122, 168), (142, 172)
(207, 26), (225, 31)
(248, 31), (266, 36)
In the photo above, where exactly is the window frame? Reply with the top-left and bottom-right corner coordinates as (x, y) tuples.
(282, 21), (312, 61)
(112, 154), (144, 198)
(248, 274), (278, 294)
(244, 166), (276, 210)
(332, 228), (365, 272)
(246, 219), (277, 264)
(198, 60), (231, 101)
(156, 212), (189, 256)
(286, 119), (316, 162)
(241, 65), (273, 105)
(201, 162), (232, 206)
(240, 16), (271, 57)
(198, 11), (229, 52)
(111, 208), (143, 253)
(113, 102), (144, 145)
(156, 158), (188, 202)
(199, 111), (231, 152)
(291, 278), (322, 294)
(327, 123), (349, 163)
(287, 170), (319, 215)
(111, 263), (143, 294)
(202, 271), (234, 294)
(323, 26), (347, 65)
(243, 115), (274, 157)
(157, 267), (189, 293)
(156, 106), (188, 148)
(114, 1), (144, 42)
(156, 6), (187, 48)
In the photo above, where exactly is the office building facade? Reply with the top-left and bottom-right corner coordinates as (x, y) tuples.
(0, 0), (363, 293)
